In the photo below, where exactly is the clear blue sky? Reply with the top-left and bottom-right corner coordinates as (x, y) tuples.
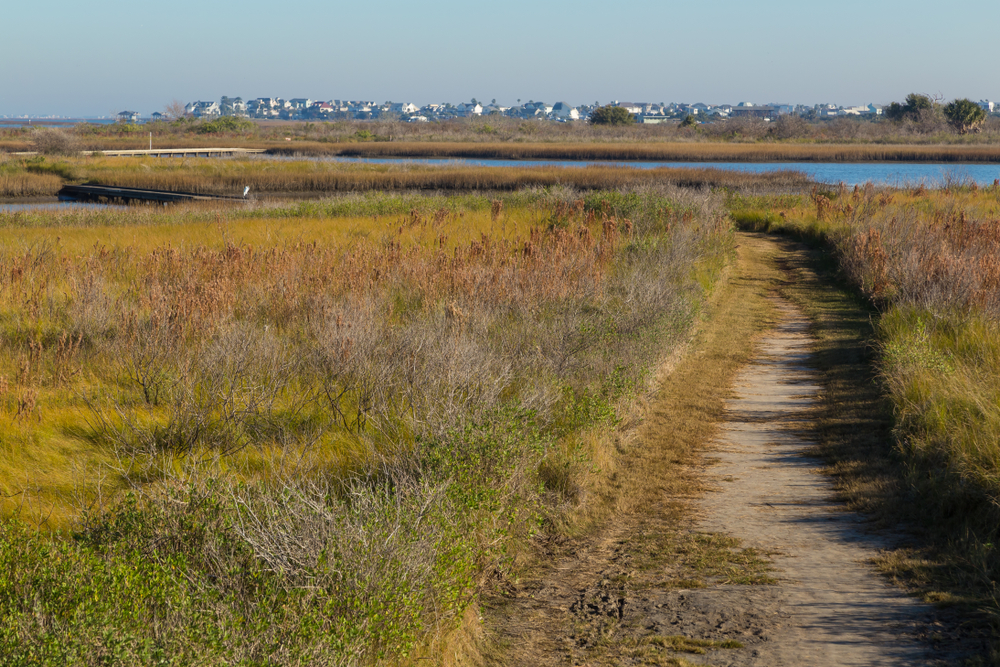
(2, 0), (998, 116)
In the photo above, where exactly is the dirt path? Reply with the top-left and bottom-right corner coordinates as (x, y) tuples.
(481, 235), (972, 666)
(688, 296), (936, 666)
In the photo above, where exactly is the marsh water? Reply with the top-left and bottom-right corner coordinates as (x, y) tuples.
(4, 157), (1000, 213)
(323, 156), (1000, 186)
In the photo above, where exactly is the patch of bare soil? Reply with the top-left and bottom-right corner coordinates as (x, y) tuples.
(483, 237), (976, 667)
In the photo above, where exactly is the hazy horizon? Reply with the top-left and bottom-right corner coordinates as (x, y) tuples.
(3, 0), (997, 117)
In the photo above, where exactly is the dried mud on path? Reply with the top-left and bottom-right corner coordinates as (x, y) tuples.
(482, 235), (966, 667)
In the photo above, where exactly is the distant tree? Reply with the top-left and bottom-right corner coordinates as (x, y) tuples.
(679, 114), (698, 128)
(163, 99), (188, 120)
(884, 93), (935, 122)
(770, 113), (808, 139)
(943, 98), (987, 134)
(589, 105), (634, 126)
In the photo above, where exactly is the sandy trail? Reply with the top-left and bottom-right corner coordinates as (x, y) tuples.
(483, 237), (968, 667)
(691, 297), (934, 666)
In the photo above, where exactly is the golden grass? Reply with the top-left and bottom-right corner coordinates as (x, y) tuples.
(272, 141), (1000, 163)
(0, 155), (815, 197)
(1, 208), (545, 255)
(0, 172), (63, 197)
(0, 192), (718, 528)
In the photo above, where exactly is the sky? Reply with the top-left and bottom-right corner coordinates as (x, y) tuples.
(2, 0), (999, 117)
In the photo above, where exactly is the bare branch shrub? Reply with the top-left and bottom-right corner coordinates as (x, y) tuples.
(30, 128), (79, 155)
(94, 320), (298, 464)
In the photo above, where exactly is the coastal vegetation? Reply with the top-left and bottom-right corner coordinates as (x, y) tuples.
(5, 112), (1000, 163)
(3, 158), (1000, 660)
(0, 154), (813, 199)
(588, 105), (635, 126)
(0, 185), (733, 664)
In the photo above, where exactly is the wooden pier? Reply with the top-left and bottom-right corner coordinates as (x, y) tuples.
(13, 148), (266, 158)
(59, 184), (247, 204)
(97, 148), (266, 158)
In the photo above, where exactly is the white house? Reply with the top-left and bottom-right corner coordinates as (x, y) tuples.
(248, 98), (279, 118)
(185, 101), (220, 118)
(388, 102), (420, 114)
(551, 102), (579, 120)
(615, 101), (643, 114)
(456, 102), (484, 116)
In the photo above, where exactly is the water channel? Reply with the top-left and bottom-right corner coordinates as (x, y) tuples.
(4, 158), (1000, 213)
(321, 156), (1000, 187)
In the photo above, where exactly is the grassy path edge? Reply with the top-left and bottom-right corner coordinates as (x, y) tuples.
(446, 231), (993, 665)
(445, 234), (782, 666)
(770, 232), (998, 662)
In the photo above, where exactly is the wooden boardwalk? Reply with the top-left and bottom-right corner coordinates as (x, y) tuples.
(13, 148), (266, 158)
(97, 148), (266, 158)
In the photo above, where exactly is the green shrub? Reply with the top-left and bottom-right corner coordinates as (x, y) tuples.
(195, 116), (257, 135)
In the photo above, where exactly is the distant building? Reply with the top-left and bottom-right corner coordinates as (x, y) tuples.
(185, 101), (220, 118)
(551, 102), (579, 120)
(388, 102), (419, 115)
(730, 106), (775, 119)
(614, 101), (644, 114)
(116, 110), (140, 123)
(456, 102), (483, 116)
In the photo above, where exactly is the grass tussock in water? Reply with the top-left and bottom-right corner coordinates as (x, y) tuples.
(0, 154), (815, 198)
(0, 186), (733, 665)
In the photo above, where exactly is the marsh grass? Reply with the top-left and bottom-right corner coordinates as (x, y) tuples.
(0, 186), (732, 665)
(272, 140), (1000, 163)
(9, 114), (1000, 157)
(0, 154), (815, 198)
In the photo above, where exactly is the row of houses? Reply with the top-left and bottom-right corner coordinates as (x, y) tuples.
(177, 97), (587, 121)
(120, 98), (1000, 125)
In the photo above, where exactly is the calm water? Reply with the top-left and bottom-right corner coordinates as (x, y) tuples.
(325, 156), (1000, 187)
